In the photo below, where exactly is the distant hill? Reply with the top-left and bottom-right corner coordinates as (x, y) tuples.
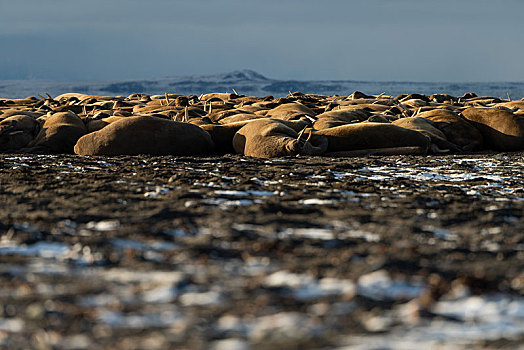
(1, 69), (523, 99)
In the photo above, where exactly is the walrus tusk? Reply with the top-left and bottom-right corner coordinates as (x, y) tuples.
(393, 100), (411, 118)
(232, 88), (238, 95)
(377, 92), (386, 99)
(45, 92), (53, 100)
(38, 94), (46, 101)
(507, 92), (511, 101)
(296, 127), (307, 143)
(302, 114), (316, 123)
(184, 106), (188, 122)
(9, 130), (24, 136)
(305, 129), (312, 142)
(165, 93), (170, 106)
(0, 124), (15, 136)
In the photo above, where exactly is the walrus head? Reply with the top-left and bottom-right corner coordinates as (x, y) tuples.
(0, 117), (40, 151)
(285, 127), (328, 156)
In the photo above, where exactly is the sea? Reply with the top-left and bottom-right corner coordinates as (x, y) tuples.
(0, 70), (523, 100)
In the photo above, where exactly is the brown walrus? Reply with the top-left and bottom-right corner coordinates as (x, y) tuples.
(461, 108), (524, 151)
(417, 109), (484, 151)
(315, 122), (430, 154)
(265, 102), (318, 120)
(26, 111), (87, 154)
(0, 115), (41, 151)
(233, 118), (327, 158)
(313, 109), (369, 130)
(74, 115), (214, 156)
(200, 119), (257, 154)
(392, 117), (460, 152)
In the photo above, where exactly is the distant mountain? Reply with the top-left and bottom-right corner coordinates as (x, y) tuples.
(1, 70), (523, 99)
(98, 69), (273, 95)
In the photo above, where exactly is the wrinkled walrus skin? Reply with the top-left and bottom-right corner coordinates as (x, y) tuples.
(461, 108), (524, 151)
(0, 115), (41, 151)
(315, 122), (430, 153)
(233, 119), (327, 158)
(27, 111), (87, 154)
(392, 117), (459, 152)
(74, 115), (214, 156)
(417, 109), (484, 151)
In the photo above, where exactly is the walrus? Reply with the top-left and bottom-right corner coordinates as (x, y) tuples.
(265, 102), (318, 120)
(398, 94), (431, 103)
(0, 115), (41, 151)
(2, 96), (40, 107)
(84, 116), (128, 133)
(54, 93), (117, 104)
(398, 99), (428, 109)
(206, 109), (243, 123)
(494, 101), (524, 113)
(74, 115), (214, 156)
(417, 109), (484, 151)
(25, 111), (87, 154)
(392, 117), (460, 152)
(347, 91), (371, 99)
(85, 119), (110, 133)
(218, 113), (264, 124)
(200, 93), (240, 101)
(230, 105), (269, 114)
(0, 109), (44, 119)
(313, 109), (369, 130)
(315, 122), (430, 154)
(132, 104), (183, 114)
(233, 118), (327, 158)
(341, 104), (391, 113)
(429, 94), (456, 104)
(201, 119), (258, 154)
(461, 108), (524, 151)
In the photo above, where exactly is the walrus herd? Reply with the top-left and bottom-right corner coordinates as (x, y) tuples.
(1, 91), (523, 158)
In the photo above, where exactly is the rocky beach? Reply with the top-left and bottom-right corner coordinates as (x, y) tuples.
(0, 152), (523, 349)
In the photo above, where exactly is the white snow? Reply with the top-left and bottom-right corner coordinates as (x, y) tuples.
(357, 270), (425, 301)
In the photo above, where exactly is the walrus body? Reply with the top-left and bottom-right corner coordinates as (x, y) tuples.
(418, 109), (484, 151)
(316, 122), (430, 153)
(233, 119), (327, 158)
(27, 111), (86, 153)
(74, 116), (214, 156)
(218, 113), (263, 124)
(0, 109), (44, 119)
(0, 115), (41, 151)
(461, 108), (524, 151)
(201, 120), (256, 154)
(392, 117), (459, 152)
(266, 102), (317, 120)
(313, 109), (368, 130)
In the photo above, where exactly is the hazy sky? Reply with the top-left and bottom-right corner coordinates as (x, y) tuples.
(1, 0), (523, 82)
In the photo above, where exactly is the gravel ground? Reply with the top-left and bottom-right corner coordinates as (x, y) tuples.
(0, 152), (523, 349)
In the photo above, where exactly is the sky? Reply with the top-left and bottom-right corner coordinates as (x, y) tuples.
(1, 0), (523, 82)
